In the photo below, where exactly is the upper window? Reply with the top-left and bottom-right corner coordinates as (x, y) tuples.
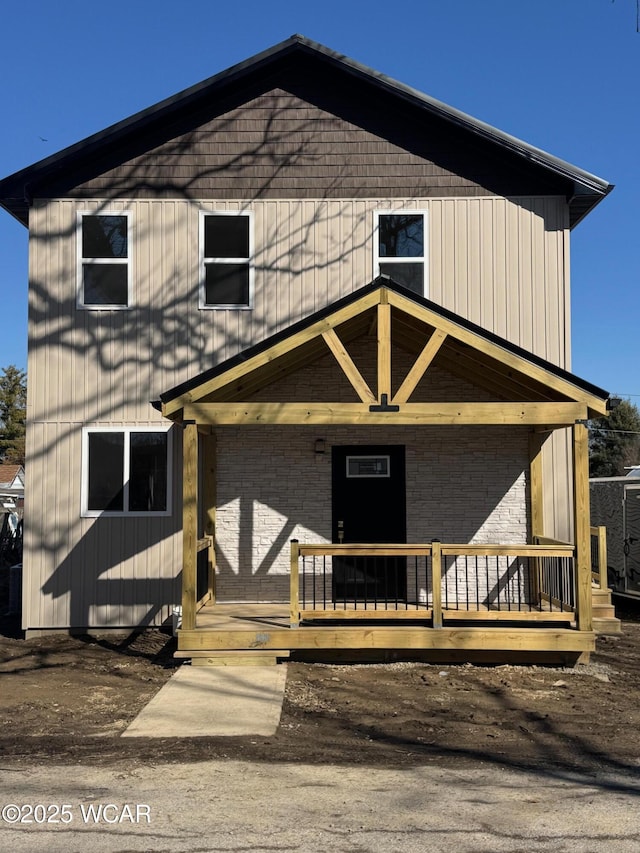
(374, 210), (428, 296)
(81, 427), (172, 517)
(200, 211), (254, 308)
(78, 213), (130, 309)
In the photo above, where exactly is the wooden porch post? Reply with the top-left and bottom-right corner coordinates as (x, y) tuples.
(377, 294), (391, 401)
(573, 422), (592, 632)
(202, 430), (217, 603)
(528, 430), (547, 540)
(529, 430), (547, 603)
(596, 525), (608, 591)
(181, 422), (198, 631)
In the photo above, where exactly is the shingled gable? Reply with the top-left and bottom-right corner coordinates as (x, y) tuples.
(159, 277), (609, 422)
(0, 35), (612, 228)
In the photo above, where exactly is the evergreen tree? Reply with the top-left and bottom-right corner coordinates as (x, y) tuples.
(589, 399), (640, 477)
(0, 365), (26, 466)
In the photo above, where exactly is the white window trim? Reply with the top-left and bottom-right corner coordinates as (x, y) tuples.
(81, 425), (173, 518)
(77, 210), (132, 310)
(373, 209), (429, 297)
(199, 209), (254, 310)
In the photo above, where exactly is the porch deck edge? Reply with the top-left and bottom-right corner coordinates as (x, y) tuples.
(177, 625), (595, 654)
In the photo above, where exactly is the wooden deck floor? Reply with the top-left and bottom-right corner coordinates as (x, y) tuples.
(193, 601), (575, 628)
(176, 601), (591, 660)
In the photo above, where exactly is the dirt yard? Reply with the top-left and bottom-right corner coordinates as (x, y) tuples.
(1, 606), (640, 773)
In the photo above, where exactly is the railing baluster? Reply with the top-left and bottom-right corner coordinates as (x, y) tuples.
(485, 556), (490, 612)
(505, 556), (511, 611)
(394, 555), (398, 610)
(431, 540), (442, 629)
(312, 556), (316, 610)
(443, 555), (449, 610)
(464, 555), (469, 610)
(453, 555), (458, 610)
(322, 555), (326, 609)
(290, 539), (300, 627)
(363, 555), (368, 610)
(344, 555), (348, 610)
(547, 557), (552, 611)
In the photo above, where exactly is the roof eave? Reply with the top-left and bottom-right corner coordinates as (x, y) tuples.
(0, 35), (613, 228)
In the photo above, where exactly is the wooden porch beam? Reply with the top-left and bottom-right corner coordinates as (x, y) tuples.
(322, 329), (376, 403)
(181, 423), (199, 631)
(393, 329), (447, 404)
(178, 624), (594, 653)
(377, 298), (391, 401)
(183, 401), (588, 426)
(573, 422), (592, 632)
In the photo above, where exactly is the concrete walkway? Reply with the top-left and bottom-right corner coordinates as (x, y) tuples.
(122, 663), (287, 737)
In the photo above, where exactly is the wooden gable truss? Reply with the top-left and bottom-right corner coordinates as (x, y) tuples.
(162, 282), (607, 426)
(161, 280), (609, 642)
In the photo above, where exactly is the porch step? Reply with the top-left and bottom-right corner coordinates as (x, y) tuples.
(591, 587), (622, 635)
(592, 587), (616, 614)
(592, 616), (622, 635)
(174, 649), (290, 666)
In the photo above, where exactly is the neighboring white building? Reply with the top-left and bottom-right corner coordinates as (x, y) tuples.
(0, 464), (24, 512)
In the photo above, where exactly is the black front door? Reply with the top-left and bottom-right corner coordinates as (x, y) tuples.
(331, 445), (406, 602)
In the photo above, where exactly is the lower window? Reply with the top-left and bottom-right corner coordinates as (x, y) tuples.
(82, 427), (172, 516)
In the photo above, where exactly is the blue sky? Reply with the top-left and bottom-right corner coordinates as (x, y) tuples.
(0, 0), (638, 400)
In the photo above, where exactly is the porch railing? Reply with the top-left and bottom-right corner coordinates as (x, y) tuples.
(532, 536), (576, 612)
(196, 535), (214, 609)
(590, 525), (608, 590)
(290, 540), (577, 627)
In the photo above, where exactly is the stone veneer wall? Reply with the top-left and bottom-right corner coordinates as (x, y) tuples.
(214, 424), (529, 602)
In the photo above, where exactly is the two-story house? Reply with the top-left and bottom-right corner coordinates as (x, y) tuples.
(0, 36), (614, 661)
